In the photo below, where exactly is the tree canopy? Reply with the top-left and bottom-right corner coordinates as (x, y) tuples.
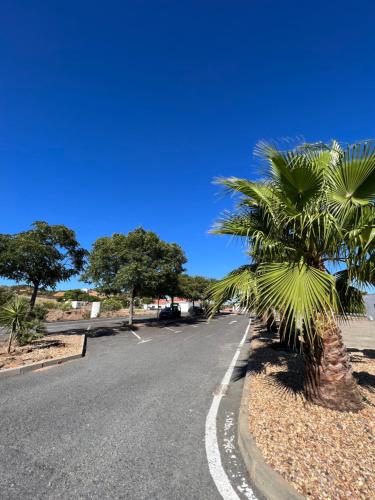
(0, 221), (87, 309)
(83, 227), (186, 323)
(178, 274), (215, 303)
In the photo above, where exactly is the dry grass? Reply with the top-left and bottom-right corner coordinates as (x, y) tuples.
(247, 323), (375, 499)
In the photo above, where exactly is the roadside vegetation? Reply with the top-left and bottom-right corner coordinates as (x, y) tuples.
(0, 223), (215, 349)
(208, 140), (374, 412)
(0, 221), (87, 310)
(82, 227), (187, 325)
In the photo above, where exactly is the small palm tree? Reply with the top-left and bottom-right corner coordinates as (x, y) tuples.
(0, 296), (30, 353)
(209, 140), (375, 412)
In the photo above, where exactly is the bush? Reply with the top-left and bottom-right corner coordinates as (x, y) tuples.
(0, 287), (15, 306)
(30, 303), (49, 321)
(0, 296), (43, 351)
(63, 289), (98, 302)
(58, 301), (72, 311)
(41, 300), (59, 310)
(101, 298), (123, 312)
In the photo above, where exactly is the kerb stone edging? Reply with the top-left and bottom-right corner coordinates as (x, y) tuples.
(238, 342), (305, 499)
(0, 334), (87, 379)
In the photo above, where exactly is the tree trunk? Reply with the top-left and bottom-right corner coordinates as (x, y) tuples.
(264, 310), (277, 333)
(304, 318), (363, 412)
(128, 289), (134, 326)
(29, 282), (39, 311)
(7, 327), (14, 353)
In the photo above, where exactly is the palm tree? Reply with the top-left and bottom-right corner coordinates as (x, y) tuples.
(0, 296), (30, 353)
(209, 140), (375, 412)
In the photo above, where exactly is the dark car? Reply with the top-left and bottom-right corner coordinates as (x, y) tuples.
(188, 306), (204, 317)
(159, 304), (181, 320)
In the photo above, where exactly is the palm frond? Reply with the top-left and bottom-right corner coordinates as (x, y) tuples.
(256, 262), (338, 343)
(206, 265), (257, 316)
(334, 270), (366, 315)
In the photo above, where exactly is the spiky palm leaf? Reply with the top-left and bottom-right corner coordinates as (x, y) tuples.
(210, 140), (375, 345)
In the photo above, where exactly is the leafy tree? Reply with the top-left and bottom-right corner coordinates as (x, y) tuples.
(62, 289), (98, 302)
(151, 242), (187, 311)
(178, 275), (215, 306)
(101, 297), (123, 312)
(0, 222), (87, 311)
(209, 140), (375, 412)
(83, 228), (186, 325)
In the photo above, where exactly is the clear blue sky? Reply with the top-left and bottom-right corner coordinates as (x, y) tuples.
(1, 1), (375, 289)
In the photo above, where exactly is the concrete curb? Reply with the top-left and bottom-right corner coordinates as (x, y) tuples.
(238, 339), (305, 499)
(0, 334), (86, 379)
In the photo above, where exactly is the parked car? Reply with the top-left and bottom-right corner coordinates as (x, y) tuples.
(188, 306), (204, 317)
(159, 304), (181, 320)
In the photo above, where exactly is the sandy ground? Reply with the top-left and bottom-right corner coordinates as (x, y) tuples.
(247, 321), (375, 499)
(0, 335), (83, 370)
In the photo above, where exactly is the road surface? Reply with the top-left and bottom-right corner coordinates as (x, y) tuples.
(0, 314), (256, 499)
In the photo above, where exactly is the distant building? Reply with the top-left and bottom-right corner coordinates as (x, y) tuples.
(143, 297), (201, 313)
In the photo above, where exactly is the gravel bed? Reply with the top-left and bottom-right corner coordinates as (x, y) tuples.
(247, 323), (375, 499)
(0, 334), (83, 369)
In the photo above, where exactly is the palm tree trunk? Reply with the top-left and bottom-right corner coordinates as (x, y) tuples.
(304, 318), (363, 412)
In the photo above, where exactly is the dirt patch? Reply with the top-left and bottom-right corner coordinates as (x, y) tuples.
(247, 323), (375, 499)
(0, 335), (83, 370)
(46, 309), (88, 322)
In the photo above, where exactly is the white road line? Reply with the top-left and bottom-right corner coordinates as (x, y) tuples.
(138, 339), (152, 344)
(229, 320), (238, 325)
(205, 319), (256, 500)
(130, 329), (141, 340)
(191, 325), (199, 328)
(165, 327), (181, 334)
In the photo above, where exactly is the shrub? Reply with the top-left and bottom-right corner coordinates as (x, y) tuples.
(41, 300), (59, 310)
(101, 298), (123, 312)
(58, 301), (72, 311)
(0, 287), (15, 306)
(82, 310), (91, 320)
(31, 303), (49, 321)
(0, 296), (43, 351)
(63, 289), (98, 302)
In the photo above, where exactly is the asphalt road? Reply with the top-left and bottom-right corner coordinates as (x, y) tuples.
(0, 314), (255, 499)
(0, 312), (157, 339)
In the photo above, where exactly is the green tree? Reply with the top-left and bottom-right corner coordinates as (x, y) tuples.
(0, 222), (87, 310)
(63, 289), (98, 302)
(178, 275), (215, 306)
(152, 242), (187, 312)
(83, 228), (186, 325)
(209, 140), (375, 412)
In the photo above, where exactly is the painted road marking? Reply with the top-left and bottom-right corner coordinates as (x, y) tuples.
(229, 320), (238, 325)
(191, 325), (199, 328)
(138, 339), (152, 344)
(205, 319), (256, 500)
(165, 327), (182, 334)
(130, 330), (142, 340)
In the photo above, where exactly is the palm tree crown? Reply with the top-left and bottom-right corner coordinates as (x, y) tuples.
(209, 140), (375, 411)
